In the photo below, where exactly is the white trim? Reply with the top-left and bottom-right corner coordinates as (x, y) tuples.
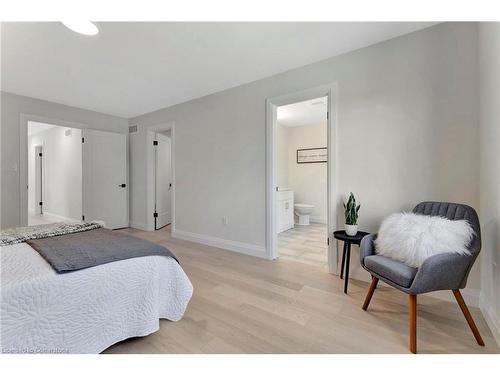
(310, 216), (328, 224)
(266, 83), (339, 272)
(480, 294), (500, 346)
(39, 211), (77, 223)
(172, 228), (267, 258)
(145, 121), (175, 232)
(426, 288), (480, 308)
(129, 220), (148, 231)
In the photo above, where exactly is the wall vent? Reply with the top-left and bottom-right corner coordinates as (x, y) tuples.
(128, 125), (138, 133)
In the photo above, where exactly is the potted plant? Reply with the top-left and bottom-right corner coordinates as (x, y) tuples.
(343, 192), (360, 236)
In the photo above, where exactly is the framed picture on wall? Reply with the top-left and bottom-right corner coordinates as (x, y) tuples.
(296, 147), (327, 164)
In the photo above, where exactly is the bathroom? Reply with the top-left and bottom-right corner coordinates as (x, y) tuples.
(276, 96), (328, 268)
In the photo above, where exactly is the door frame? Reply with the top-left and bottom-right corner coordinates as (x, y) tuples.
(145, 121), (175, 232)
(265, 83), (339, 274)
(19, 114), (89, 227)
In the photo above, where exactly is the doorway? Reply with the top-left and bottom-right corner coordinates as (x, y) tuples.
(146, 122), (175, 232)
(266, 83), (339, 274)
(276, 96), (329, 269)
(27, 121), (82, 226)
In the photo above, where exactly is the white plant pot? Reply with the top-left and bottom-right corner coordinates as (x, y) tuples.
(345, 224), (358, 236)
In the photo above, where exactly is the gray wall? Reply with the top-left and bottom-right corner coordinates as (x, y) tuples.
(1, 92), (128, 229)
(479, 22), (500, 343)
(129, 23), (480, 293)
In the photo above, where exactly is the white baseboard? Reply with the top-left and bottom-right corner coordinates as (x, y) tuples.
(480, 294), (500, 346)
(310, 216), (327, 224)
(172, 228), (267, 259)
(42, 211), (77, 222)
(427, 288), (480, 308)
(129, 220), (147, 230)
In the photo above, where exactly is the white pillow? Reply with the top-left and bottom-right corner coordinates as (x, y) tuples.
(374, 212), (474, 268)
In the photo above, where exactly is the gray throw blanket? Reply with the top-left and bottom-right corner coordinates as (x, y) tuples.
(27, 228), (178, 273)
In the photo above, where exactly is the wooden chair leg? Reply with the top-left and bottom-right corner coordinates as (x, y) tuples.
(409, 294), (417, 354)
(362, 277), (379, 311)
(452, 290), (485, 346)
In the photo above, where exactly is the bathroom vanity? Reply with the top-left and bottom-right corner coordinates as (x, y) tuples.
(277, 189), (294, 233)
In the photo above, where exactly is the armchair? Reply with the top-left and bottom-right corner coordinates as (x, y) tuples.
(360, 201), (484, 353)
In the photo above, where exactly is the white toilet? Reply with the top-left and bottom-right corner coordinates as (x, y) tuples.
(294, 204), (315, 226)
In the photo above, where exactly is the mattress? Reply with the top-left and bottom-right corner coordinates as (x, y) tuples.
(0, 242), (193, 354)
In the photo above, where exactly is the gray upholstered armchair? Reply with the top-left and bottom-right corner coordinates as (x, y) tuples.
(360, 201), (484, 353)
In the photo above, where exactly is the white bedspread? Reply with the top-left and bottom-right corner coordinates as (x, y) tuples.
(0, 242), (193, 354)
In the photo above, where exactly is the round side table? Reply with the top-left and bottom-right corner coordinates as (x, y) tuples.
(333, 230), (370, 294)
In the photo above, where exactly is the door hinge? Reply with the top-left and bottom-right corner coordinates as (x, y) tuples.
(153, 212), (158, 218)
(38, 152), (43, 157)
(327, 237), (329, 246)
(327, 111), (329, 120)
(153, 140), (158, 146)
(82, 137), (85, 143)
(39, 201), (43, 206)
(82, 215), (85, 221)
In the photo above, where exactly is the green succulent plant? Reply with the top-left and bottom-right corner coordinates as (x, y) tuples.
(343, 192), (360, 225)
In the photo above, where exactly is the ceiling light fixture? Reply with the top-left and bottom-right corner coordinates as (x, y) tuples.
(62, 21), (99, 36)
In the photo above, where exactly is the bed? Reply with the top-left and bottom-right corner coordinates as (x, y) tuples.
(0, 222), (193, 354)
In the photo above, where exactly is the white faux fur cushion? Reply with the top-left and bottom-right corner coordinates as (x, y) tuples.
(374, 212), (474, 268)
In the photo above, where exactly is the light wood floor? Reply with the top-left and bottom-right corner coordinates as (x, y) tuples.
(104, 225), (499, 354)
(278, 223), (328, 270)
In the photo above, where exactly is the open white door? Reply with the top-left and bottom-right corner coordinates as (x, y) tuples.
(82, 129), (127, 229)
(154, 133), (172, 229)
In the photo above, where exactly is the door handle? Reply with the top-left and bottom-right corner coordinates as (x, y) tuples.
(168, 183), (172, 191)
(119, 184), (126, 188)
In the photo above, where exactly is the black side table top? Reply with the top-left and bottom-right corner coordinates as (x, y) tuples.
(333, 230), (370, 244)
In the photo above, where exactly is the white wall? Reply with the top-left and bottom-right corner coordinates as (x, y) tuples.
(128, 22), (481, 298)
(28, 126), (82, 221)
(479, 22), (500, 343)
(0, 92), (128, 229)
(278, 122), (328, 223)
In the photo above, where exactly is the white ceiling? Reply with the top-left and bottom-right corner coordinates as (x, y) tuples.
(277, 96), (327, 127)
(27, 121), (56, 136)
(1, 22), (437, 118)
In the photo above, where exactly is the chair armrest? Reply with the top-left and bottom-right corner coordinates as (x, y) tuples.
(409, 252), (475, 294)
(360, 233), (377, 267)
